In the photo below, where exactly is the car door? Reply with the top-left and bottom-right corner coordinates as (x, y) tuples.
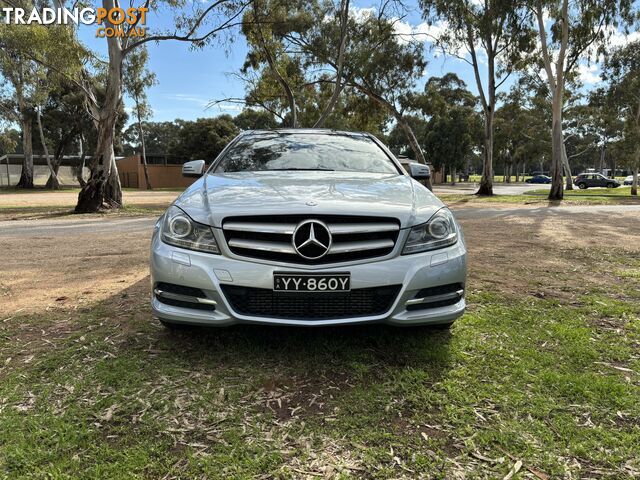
(595, 174), (608, 187)
(587, 175), (598, 187)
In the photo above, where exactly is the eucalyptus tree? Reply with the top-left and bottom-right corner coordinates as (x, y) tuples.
(528, 0), (636, 199)
(123, 47), (156, 190)
(40, 82), (97, 188)
(420, 0), (535, 195)
(238, 0), (416, 148)
(494, 92), (548, 182)
(416, 74), (479, 182)
(0, 17), (40, 188)
(340, 13), (429, 165)
(603, 40), (640, 195)
(65, 0), (255, 213)
(240, 0), (354, 129)
(0, 9), (80, 189)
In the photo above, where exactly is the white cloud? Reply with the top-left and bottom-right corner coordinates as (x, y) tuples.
(607, 28), (640, 48)
(577, 63), (600, 84)
(349, 6), (376, 22)
(392, 19), (449, 45)
(163, 93), (209, 107)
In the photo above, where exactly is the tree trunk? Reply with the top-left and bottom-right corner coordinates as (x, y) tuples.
(17, 117), (34, 188)
(76, 134), (87, 187)
(36, 108), (60, 190)
(633, 102), (640, 196)
(477, 108), (494, 195)
(537, 0), (567, 201)
(75, 7), (123, 213)
(45, 162), (61, 189)
(562, 142), (573, 190)
(135, 96), (152, 190)
(515, 162), (520, 182)
(450, 165), (456, 185)
(549, 98), (565, 200)
(598, 144), (606, 173)
(76, 116), (120, 213)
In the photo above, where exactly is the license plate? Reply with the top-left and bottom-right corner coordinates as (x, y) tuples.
(273, 272), (350, 292)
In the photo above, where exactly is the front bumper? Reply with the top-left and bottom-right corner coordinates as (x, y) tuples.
(150, 229), (467, 327)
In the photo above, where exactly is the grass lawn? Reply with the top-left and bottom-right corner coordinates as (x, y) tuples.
(439, 193), (640, 206)
(528, 187), (637, 197)
(1, 211), (639, 478)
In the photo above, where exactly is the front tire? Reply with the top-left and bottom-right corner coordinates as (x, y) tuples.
(606, 183), (615, 188)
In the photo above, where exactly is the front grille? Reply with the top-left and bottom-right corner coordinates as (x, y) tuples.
(220, 284), (401, 320)
(406, 283), (464, 311)
(222, 215), (400, 264)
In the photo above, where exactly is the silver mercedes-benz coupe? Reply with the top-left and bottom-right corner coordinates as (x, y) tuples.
(150, 129), (467, 328)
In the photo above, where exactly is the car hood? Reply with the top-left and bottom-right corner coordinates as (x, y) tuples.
(174, 171), (444, 229)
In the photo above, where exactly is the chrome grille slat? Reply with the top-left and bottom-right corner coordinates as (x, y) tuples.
(224, 222), (297, 234)
(328, 222), (399, 234)
(223, 215), (400, 264)
(228, 238), (296, 254)
(329, 239), (395, 254)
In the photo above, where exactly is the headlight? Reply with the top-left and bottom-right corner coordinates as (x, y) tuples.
(160, 206), (219, 254)
(402, 208), (458, 254)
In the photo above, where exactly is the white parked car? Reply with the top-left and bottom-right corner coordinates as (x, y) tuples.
(624, 175), (635, 186)
(150, 130), (467, 329)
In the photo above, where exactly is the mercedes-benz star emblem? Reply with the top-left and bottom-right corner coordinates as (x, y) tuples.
(292, 220), (332, 260)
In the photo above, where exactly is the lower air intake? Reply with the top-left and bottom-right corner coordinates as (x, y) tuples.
(220, 284), (401, 320)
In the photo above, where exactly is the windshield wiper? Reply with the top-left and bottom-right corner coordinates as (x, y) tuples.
(269, 167), (335, 171)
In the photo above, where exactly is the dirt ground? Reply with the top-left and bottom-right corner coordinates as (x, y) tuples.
(1, 207), (638, 318)
(0, 189), (181, 208)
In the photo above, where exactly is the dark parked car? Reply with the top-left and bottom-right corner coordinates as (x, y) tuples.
(526, 175), (552, 184)
(574, 173), (620, 189)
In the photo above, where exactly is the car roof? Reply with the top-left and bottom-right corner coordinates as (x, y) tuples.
(239, 129), (372, 138)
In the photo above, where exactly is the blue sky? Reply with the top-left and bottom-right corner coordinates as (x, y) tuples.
(78, 0), (481, 123)
(77, 1), (638, 124)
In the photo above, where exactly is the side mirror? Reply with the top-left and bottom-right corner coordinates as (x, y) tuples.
(408, 162), (430, 180)
(182, 160), (205, 178)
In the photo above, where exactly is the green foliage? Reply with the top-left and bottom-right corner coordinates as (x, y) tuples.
(171, 116), (239, 161)
(0, 129), (19, 154)
(494, 88), (548, 172)
(124, 116), (240, 161)
(602, 40), (640, 171)
(124, 121), (180, 155)
(123, 46), (157, 122)
(232, 109), (279, 130)
(390, 74), (481, 172)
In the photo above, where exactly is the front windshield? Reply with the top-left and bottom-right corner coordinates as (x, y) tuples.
(214, 132), (399, 174)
